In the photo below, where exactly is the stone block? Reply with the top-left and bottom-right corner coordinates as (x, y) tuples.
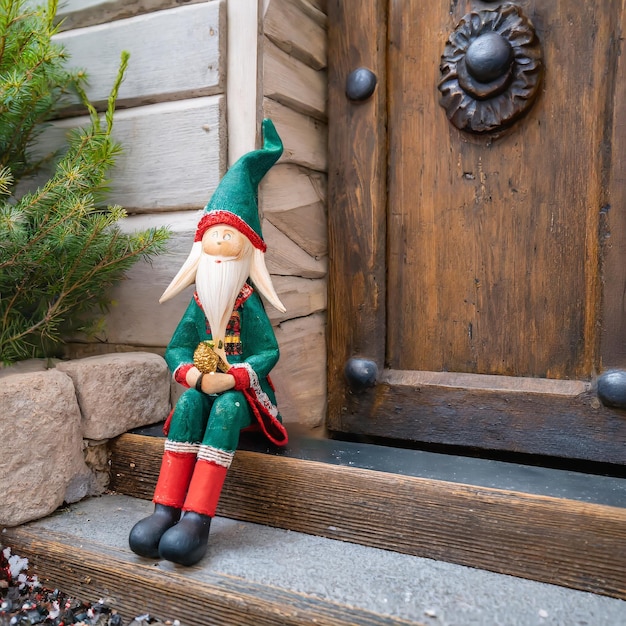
(0, 369), (89, 527)
(56, 352), (171, 440)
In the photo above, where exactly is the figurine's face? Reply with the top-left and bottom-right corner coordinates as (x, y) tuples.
(202, 225), (247, 258)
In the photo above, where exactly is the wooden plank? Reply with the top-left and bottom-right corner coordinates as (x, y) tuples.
(383, 370), (590, 396)
(3, 528), (406, 626)
(602, 2), (626, 367)
(333, 379), (626, 465)
(267, 275), (327, 324)
(261, 164), (327, 257)
(264, 0), (327, 70)
(227, 0), (260, 163)
(109, 434), (626, 600)
(385, 2), (610, 378)
(55, 2), (225, 109)
(303, 0), (327, 20)
(56, 0), (207, 30)
(31, 97), (226, 212)
(272, 312), (327, 427)
(263, 219), (328, 278)
(264, 99), (328, 172)
(326, 0), (387, 427)
(263, 39), (327, 121)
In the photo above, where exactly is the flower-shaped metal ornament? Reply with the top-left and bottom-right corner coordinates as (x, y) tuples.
(438, 4), (543, 134)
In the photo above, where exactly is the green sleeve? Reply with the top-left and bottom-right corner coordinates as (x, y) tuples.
(164, 297), (203, 374)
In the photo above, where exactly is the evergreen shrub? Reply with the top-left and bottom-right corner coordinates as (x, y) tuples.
(0, 0), (169, 363)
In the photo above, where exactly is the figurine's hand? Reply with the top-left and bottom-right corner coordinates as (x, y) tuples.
(185, 366), (203, 389)
(199, 372), (236, 394)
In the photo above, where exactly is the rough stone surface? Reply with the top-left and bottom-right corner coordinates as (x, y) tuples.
(82, 440), (112, 495)
(56, 352), (171, 440)
(0, 369), (89, 527)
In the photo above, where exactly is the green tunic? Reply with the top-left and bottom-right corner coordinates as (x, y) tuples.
(164, 285), (284, 452)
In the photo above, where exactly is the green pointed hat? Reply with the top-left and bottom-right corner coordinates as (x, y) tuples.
(194, 119), (283, 252)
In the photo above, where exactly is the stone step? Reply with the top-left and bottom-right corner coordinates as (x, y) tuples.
(4, 493), (626, 626)
(107, 428), (626, 601)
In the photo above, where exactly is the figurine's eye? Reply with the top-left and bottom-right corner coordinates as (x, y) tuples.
(223, 233), (232, 241)
(211, 230), (219, 239)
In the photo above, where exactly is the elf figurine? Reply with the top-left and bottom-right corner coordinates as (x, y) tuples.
(129, 119), (288, 566)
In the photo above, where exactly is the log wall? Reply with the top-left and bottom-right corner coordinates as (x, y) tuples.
(43, 0), (328, 428)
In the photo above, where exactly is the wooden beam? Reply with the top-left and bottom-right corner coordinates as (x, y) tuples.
(263, 39), (327, 121)
(263, 99), (327, 172)
(3, 527), (408, 626)
(334, 379), (626, 465)
(326, 0), (387, 426)
(31, 97), (226, 213)
(54, 3), (225, 110)
(261, 164), (327, 258)
(602, 3), (626, 368)
(109, 434), (626, 600)
(264, 0), (327, 70)
(227, 0), (261, 163)
(56, 0), (207, 31)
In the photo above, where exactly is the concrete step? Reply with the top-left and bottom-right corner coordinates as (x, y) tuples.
(4, 493), (626, 626)
(108, 429), (626, 600)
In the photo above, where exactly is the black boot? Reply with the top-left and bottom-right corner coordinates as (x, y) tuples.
(158, 511), (212, 566)
(129, 504), (181, 558)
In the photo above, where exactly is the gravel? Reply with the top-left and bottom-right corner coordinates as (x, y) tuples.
(0, 548), (177, 626)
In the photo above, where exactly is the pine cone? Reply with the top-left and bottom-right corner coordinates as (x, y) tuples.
(194, 341), (220, 374)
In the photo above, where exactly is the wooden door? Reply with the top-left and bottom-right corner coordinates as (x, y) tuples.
(327, 0), (626, 466)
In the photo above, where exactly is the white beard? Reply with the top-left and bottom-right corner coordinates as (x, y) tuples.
(195, 251), (252, 361)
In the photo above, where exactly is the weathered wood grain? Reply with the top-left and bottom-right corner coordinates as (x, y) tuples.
(264, 219), (328, 278)
(264, 0), (327, 70)
(263, 39), (327, 121)
(261, 164), (327, 258)
(31, 97), (225, 212)
(326, 0), (387, 425)
(56, 0), (207, 30)
(272, 312), (327, 427)
(603, 3), (626, 368)
(227, 0), (261, 163)
(3, 527), (406, 626)
(334, 377), (626, 465)
(108, 434), (626, 599)
(267, 275), (327, 324)
(264, 99), (328, 172)
(385, 2), (613, 378)
(55, 2), (225, 109)
(302, 0), (327, 19)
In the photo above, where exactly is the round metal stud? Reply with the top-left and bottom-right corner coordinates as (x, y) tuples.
(597, 369), (626, 409)
(346, 67), (377, 102)
(344, 357), (378, 391)
(465, 32), (513, 83)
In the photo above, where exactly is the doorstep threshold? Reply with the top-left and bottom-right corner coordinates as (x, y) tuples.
(131, 422), (626, 509)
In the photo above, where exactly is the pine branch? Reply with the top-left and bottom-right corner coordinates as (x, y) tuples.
(0, 3), (169, 363)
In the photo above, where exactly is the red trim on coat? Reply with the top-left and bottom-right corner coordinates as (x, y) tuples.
(229, 365), (250, 391)
(173, 363), (194, 388)
(243, 388), (288, 447)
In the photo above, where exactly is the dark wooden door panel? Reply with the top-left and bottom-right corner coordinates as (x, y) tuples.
(387, 0), (612, 378)
(327, 0), (626, 464)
